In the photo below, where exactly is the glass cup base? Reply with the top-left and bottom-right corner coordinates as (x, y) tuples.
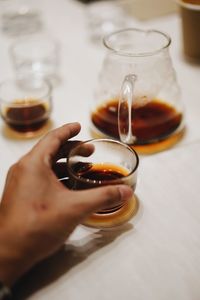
(2, 119), (53, 140)
(82, 195), (139, 229)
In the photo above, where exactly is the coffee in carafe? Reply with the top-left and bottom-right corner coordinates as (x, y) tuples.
(92, 98), (183, 144)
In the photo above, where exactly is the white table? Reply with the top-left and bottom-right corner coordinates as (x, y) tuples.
(0, 1), (200, 299)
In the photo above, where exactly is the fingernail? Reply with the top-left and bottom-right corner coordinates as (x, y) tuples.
(118, 185), (133, 201)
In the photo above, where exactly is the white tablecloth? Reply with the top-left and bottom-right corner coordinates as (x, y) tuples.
(0, 0), (200, 299)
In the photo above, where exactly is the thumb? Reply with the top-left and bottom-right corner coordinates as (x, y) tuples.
(71, 185), (133, 218)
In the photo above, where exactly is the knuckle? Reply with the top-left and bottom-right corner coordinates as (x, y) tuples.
(7, 163), (18, 176)
(67, 194), (84, 212)
(49, 128), (60, 140)
(8, 163), (17, 173)
(50, 137), (60, 149)
(103, 186), (120, 202)
(16, 156), (30, 172)
(47, 132), (61, 147)
(67, 192), (88, 216)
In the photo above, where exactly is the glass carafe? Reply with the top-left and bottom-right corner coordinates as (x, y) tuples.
(90, 28), (185, 154)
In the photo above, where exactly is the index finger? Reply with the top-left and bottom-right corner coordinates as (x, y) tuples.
(29, 122), (81, 165)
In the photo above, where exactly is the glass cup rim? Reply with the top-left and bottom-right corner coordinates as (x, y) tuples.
(0, 78), (52, 105)
(67, 138), (139, 185)
(176, 0), (200, 10)
(103, 28), (171, 57)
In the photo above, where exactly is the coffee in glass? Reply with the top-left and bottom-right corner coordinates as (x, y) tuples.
(67, 139), (139, 228)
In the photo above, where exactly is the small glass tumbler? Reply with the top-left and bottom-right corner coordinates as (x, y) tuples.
(67, 139), (139, 229)
(10, 34), (59, 85)
(87, 0), (131, 44)
(0, 0), (42, 37)
(0, 78), (52, 138)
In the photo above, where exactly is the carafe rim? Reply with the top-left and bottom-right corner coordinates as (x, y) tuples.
(103, 28), (171, 57)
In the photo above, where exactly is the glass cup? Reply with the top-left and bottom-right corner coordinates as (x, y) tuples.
(10, 34), (60, 85)
(67, 139), (139, 229)
(86, 0), (132, 44)
(0, 78), (52, 138)
(0, 0), (42, 37)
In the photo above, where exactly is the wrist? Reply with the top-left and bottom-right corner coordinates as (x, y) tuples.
(0, 217), (31, 286)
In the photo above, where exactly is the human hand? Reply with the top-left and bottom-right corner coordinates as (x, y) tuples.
(0, 122), (133, 286)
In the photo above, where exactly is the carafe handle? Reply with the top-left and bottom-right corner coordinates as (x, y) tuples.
(118, 74), (137, 144)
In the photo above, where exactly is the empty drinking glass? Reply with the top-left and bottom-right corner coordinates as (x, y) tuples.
(10, 34), (60, 85)
(0, 0), (42, 37)
(86, 0), (133, 43)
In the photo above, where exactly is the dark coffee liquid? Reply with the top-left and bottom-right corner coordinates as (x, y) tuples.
(91, 99), (183, 145)
(2, 99), (49, 133)
(73, 162), (126, 181)
(71, 163), (130, 213)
